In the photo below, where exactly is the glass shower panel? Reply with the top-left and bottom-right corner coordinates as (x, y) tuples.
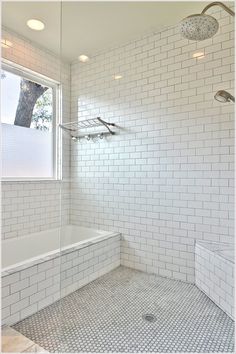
(55, 3), (122, 352)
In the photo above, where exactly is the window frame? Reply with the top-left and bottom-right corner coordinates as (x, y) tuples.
(1, 59), (62, 181)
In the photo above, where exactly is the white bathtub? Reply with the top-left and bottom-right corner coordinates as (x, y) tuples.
(2, 225), (118, 275)
(2, 225), (121, 325)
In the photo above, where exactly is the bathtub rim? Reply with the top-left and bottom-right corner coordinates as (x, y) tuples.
(196, 240), (234, 264)
(2, 231), (121, 277)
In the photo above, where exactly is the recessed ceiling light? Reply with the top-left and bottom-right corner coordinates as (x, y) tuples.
(78, 55), (90, 63)
(114, 74), (123, 80)
(193, 51), (205, 59)
(1, 39), (13, 48)
(27, 19), (45, 31)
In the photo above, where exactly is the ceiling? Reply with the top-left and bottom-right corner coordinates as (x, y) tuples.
(2, 1), (208, 62)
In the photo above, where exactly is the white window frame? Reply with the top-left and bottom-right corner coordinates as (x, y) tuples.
(1, 59), (62, 181)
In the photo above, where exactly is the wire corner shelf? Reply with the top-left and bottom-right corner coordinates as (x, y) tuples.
(59, 117), (116, 142)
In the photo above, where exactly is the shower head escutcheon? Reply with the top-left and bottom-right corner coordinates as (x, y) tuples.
(214, 90), (235, 103)
(180, 2), (235, 41)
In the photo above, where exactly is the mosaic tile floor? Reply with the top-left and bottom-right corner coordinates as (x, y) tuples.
(13, 266), (234, 353)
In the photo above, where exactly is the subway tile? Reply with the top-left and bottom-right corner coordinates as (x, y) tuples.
(1, 5), (234, 324)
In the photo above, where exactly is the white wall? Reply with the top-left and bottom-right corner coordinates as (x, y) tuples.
(1, 5), (234, 284)
(1, 28), (71, 239)
(70, 5), (234, 283)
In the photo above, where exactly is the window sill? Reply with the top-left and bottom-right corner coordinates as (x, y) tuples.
(1, 178), (62, 183)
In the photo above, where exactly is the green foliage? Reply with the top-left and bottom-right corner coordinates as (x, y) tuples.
(31, 88), (53, 131)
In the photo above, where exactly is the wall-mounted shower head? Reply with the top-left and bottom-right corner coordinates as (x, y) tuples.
(180, 2), (235, 41)
(214, 90), (235, 103)
(180, 14), (219, 41)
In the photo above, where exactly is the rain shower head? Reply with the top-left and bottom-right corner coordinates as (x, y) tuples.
(180, 2), (234, 41)
(180, 14), (219, 41)
(214, 90), (235, 103)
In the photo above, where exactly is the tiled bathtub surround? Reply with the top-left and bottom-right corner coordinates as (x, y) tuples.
(195, 241), (234, 319)
(70, 5), (234, 283)
(2, 232), (120, 325)
(2, 225), (116, 274)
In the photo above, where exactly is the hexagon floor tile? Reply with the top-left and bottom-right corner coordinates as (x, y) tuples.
(13, 266), (234, 353)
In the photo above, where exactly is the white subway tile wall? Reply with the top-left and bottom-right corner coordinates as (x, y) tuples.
(2, 234), (120, 325)
(1, 5), (234, 290)
(70, 6), (234, 283)
(195, 242), (234, 319)
(1, 28), (71, 239)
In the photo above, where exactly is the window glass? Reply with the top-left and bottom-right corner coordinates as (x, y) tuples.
(1, 65), (57, 179)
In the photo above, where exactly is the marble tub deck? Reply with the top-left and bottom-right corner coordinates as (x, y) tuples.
(1, 326), (48, 353)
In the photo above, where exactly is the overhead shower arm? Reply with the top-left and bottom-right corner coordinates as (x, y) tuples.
(201, 2), (235, 16)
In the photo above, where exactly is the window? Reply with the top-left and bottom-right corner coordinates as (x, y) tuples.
(1, 61), (60, 180)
